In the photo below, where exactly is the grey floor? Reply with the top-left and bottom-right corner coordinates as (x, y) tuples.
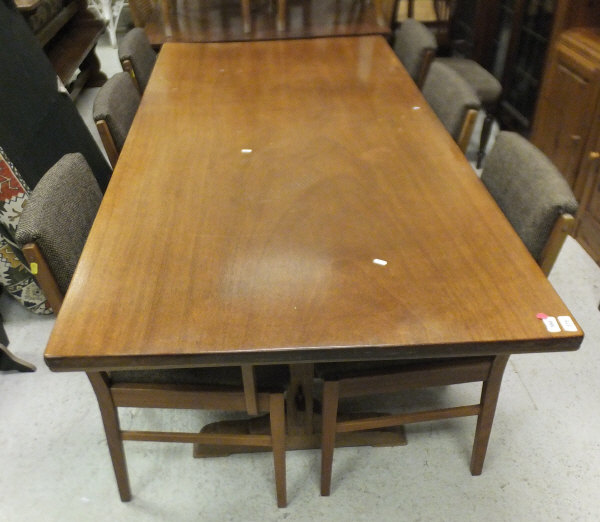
(2, 32), (600, 522)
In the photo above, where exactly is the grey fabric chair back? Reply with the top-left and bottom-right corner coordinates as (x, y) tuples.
(422, 60), (481, 141)
(118, 27), (157, 93)
(481, 131), (579, 262)
(93, 71), (141, 152)
(392, 18), (438, 85)
(15, 153), (102, 294)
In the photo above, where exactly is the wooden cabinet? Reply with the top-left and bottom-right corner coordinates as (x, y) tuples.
(16, 0), (106, 99)
(448, 0), (558, 133)
(532, 27), (600, 264)
(532, 29), (600, 198)
(573, 99), (600, 265)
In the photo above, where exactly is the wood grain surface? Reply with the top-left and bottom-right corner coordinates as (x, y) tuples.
(45, 37), (582, 371)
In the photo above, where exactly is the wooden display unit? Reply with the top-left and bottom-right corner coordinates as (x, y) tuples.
(530, 0), (600, 265)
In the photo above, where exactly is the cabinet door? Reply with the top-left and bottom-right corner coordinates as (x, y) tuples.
(532, 43), (600, 196)
(575, 110), (600, 265)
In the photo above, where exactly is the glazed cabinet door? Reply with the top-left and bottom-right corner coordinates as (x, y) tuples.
(532, 43), (600, 197)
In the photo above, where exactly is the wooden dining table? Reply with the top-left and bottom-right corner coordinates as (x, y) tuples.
(45, 35), (582, 460)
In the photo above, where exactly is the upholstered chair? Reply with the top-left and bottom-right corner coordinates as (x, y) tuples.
(392, 17), (502, 166)
(93, 71), (141, 168)
(16, 152), (102, 313)
(15, 153), (289, 507)
(392, 17), (438, 88)
(317, 134), (577, 499)
(422, 60), (481, 152)
(118, 27), (157, 94)
(481, 131), (578, 275)
(436, 56), (502, 166)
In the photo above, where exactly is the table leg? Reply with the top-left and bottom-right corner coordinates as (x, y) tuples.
(470, 354), (510, 475)
(193, 362), (406, 458)
(241, 0), (251, 33)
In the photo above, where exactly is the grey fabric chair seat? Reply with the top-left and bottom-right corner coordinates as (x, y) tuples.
(118, 27), (157, 94)
(436, 57), (502, 106)
(112, 364), (290, 391)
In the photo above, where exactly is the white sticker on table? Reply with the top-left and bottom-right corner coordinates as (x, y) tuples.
(557, 316), (578, 332)
(542, 316), (561, 333)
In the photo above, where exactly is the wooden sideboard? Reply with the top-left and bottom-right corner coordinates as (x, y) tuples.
(16, 0), (106, 99)
(532, 27), (600, 265)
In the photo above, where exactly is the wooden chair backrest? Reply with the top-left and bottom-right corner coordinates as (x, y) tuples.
(95, 119), (119, 168)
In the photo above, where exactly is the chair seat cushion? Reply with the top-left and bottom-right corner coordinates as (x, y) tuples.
(315, 357), (489, 381)
(110, 364), (290, 391)
(436, 57), (502, 105)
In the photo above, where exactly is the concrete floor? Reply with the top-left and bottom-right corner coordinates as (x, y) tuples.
(1, 32), (600, 522)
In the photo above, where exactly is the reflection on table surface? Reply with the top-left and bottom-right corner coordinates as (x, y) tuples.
(134, 0), (397, 44)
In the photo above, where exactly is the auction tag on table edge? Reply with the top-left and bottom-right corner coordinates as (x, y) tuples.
(557, 316), (578, 332)
(542, 316), (561, 333)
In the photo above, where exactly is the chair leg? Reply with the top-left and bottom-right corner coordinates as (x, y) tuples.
(470, 355), (509, 475)
(476, 110), (495, 168)
(320, 380), (340, 496)
(277, 0), (286, 31)
(0, 344), (36, 372)
(87, 372), (132, 501)
(241, 0), (251, 33)
(270, 393), (287, 508)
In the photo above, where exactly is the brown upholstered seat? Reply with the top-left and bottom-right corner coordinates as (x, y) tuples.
(93, 71), (141, 168)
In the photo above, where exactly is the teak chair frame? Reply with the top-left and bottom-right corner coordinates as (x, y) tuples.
(95, 119), (120, 168)
(320, 355), (509, 496)
(415, 48), (435, 90)
(318, 208), (575, 496)
(22, 242), (288, 507)
(539, 213), (575, 276)
(120, 58), (141, 94)
(457, 108), (479, 153)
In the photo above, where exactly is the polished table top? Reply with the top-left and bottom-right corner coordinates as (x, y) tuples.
(45, 36), (582, 371)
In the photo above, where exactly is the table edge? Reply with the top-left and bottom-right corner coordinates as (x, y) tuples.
(44, 334), (584, 372)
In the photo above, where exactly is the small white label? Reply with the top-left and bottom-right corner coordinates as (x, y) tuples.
(558, 316), (577, 332)
(373, 258), (387, 266)
(412, 106), (421, 110)
(542, 316), (561, 333)
(241, 149), (253, 154)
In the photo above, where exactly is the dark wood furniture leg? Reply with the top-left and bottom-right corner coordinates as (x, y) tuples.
(470, 354), (510, 475)
(270, 393), (287, 508)
(320, 380), (339, 496)
(476, 105), (497, 168)
(87, 371), (132, 501)
(0, 344), (36, 372)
